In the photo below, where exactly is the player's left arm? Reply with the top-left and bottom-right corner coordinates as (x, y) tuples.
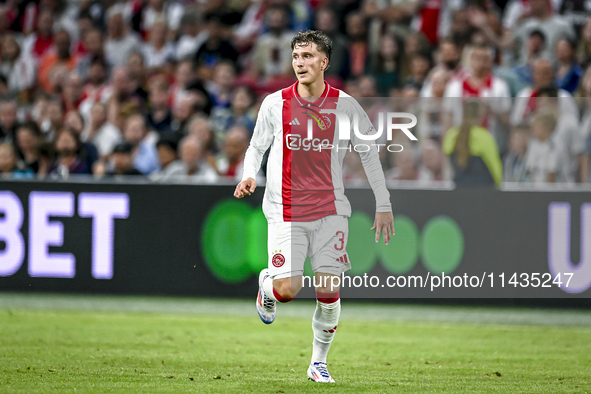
(350, 101), (395, 245)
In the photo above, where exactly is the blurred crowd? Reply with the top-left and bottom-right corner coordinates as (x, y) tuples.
(0, 0), (589, 187)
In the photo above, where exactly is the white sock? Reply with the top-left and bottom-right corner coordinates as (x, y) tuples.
(311, 299), (341, 364)
(262, 275), (278, 302)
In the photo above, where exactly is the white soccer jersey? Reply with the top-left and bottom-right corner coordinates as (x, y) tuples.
(242, 81), (392, 223)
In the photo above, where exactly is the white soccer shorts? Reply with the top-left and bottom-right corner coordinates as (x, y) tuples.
(267, 215), (351, 279)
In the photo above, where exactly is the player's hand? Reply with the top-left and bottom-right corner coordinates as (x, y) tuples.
(371, 211), (395, 245)
(234, 177), (257, 199)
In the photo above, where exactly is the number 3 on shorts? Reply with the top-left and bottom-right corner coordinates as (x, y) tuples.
(334, 231), (345, 251)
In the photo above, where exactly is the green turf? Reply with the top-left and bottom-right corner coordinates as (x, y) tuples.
(0, 295), (590, 393)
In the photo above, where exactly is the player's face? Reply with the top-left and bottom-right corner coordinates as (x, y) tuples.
(292, 43), (327, 86)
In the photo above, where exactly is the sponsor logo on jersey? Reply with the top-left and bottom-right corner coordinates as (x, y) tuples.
(285, 134), (331, 151)
(272, 253), (285, 268)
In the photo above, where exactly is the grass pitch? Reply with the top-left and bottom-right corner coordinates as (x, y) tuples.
(0, 294), (590, 393)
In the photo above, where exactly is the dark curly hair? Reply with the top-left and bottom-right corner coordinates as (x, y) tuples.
(291, 30), (332, 70)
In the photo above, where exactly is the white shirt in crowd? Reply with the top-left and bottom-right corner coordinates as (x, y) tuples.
(525, 138), (558, 184)
(81, 122), (122, 157)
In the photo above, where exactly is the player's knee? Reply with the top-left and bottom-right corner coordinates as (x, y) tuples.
(314, 274), (341, 295)
(273, 278), (301, 302)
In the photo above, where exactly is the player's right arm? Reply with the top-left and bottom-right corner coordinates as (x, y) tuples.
(234, 95), (276, 198)
(234, 177), (257, 198)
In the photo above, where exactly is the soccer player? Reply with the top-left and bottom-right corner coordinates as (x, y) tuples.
(234, 30), (394, 383)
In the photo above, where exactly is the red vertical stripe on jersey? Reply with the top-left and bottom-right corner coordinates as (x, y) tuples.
(281, 87), (293, 221)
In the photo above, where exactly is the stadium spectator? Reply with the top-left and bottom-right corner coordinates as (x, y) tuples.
(443, 44), (511, 153)
(75, 28), (109, 82)
(536, 87), (585, 183)
(511, 29), (546, 88)
(78, 1), (107, 31)
(211, 85), (256, 143)
(250, 5), (294, 80)
(81, 101), (122, 158)
(171, 60), (197, 108)
(64, 110), (99, 172)
(44, 0), (78, 44)
(511, 58), (579, 125)
(503, 0), (536, 32)
(104, 5), (141, 68)
(127, 52), (148, 89)
(72, 10), (94, 58)
(4, 0), (37, 35)
(558, 0), (589, 37)
(447, 8), (474, 49)
(421, 38), (466, 98)
(50, 128), (90, 177)
(510, 0), (575, 65)
(0, 35), (35, 99)
(232, 1), (266, 51)
(142, 18), (175, 71)
(206, 61), (236, 109)
(16, 122), (42, 173)
(0, 100), (19, 147)
(122, 113), (159, 175)
(194, 13), (239, 69)
(442, 100), (503, 188)
(40, 100), (64, 141)
(524, 111), (558, 184)
(150, 136), (185, 181)
(138, 0), (184, 39)
(169, 93), (199, 137)
(184, 80), (213, 116)
(503, 123), (530, 183)
(216, 125), (249, 180)
(313, 7), (349, 80)
(146, 77), (173, 135)
(357, 75), (378, 98)
(78, 57), (110, 118)
(365, 33), (401, 96)
(555, 37), (582, 94)
(400, 32), (431, 80)
(0, 142), (33, 179)
(417, 69), (449, 143)
(21, 9), (54, 61)
(178, 136), (218, 182)
(37, 29), (77, 94)
(105, 141), (143, 176)
(105, 67), (145, 130)
(386, 148), (419, 181)
(345, 11), (369, 79)
(188, 114), (217, 152)
(62, 72), (86, 113)
(404, 50), (431, 89)
(175, 10), (207, 61)
(418, 140), (448, 183)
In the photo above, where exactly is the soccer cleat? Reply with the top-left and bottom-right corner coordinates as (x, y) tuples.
(256, 269), (276, 324)
(307, 362), (335, 383)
